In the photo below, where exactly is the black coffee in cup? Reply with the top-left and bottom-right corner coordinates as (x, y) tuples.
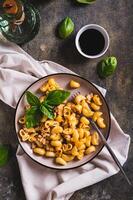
(79, 29), (105, 56)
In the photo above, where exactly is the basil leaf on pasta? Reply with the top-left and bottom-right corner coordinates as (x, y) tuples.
(26, 91), (40, 106)
(45, 90), (70, 106)
(25, 89), (70, 127)
(26, 106), (41, 128)
(40, 104), (54, 119)
(41, 101), (54, 111)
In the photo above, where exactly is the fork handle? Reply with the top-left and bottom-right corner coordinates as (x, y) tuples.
(90, 120), (132, 186)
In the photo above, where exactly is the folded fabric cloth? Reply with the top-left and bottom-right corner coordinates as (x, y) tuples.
(0, 41), (130, 200)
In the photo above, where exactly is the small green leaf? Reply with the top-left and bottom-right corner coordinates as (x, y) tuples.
(0, 145), (9, 167)
(43, 103), (54, 112)
(40, 105), (54, 119)
(58, 17), (74, 39)
(26, 91), (40, 106)
(25, 90), (70, 127)
(26, 106), (41, 128)
(42, 101), (54, 110)
(76, 0), (96, 4)
(45, 90), (70, 106)
(97, 56), (117, 78)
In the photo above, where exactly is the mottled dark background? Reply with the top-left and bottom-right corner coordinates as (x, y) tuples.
(0, 0), (133, 199)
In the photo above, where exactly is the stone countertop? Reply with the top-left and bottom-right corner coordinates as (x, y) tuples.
(0, 0), (133, 199)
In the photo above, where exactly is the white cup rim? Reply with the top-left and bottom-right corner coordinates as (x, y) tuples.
(75, 24), (110, 59)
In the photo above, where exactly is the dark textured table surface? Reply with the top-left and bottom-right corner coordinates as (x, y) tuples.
(0, 0), (133, 200)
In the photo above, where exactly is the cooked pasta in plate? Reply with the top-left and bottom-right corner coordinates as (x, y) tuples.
(15, 73), (110, 169)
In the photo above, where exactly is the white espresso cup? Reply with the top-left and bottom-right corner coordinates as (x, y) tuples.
(75, 24), (110, 59)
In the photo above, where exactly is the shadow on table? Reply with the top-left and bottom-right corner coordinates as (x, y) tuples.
(57, 35), (90, 65)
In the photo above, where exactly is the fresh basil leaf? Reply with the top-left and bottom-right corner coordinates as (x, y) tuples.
(45, 105), (53, 112)
(42, 101), (54, 109)
(58, 17), (74, 39)
(40, 105), (54, 119)
(97, 56), (117, 78)
(26, 106), (41, 128)
(26, 91), (40, 106)
(76, 0), (96, 4)
(45, 90), (70, 106)
(0, 145), (9, 167)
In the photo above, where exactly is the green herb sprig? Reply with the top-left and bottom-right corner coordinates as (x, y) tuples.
(76, 0), (96, 4)
(0, 145), (10, 167)
(25, 90), (70, 128)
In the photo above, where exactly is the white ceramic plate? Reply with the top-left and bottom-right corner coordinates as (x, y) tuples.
(15, 72), (111, 170)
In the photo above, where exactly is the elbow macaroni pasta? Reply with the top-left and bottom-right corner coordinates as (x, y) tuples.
(18, 78), (107, 165)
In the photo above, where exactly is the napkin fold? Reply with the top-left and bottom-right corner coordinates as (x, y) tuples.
(0, 41), (130, 200)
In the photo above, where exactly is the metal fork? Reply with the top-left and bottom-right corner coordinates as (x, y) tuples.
(89, 118), (132, 186)
(72, 92), (132, 186)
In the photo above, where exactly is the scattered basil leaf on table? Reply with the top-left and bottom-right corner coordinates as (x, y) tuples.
(25, 90), (70, 127)
(45, 90), (70, 106)
(26, 91), (40, 106)
(76, 0), (96, 4)
(0, 145), (9, 167)
(97, 56), (117, 78)
(58, 17), (74, 39)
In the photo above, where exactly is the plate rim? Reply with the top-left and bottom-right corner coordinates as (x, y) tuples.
(14, 73), (111, 170)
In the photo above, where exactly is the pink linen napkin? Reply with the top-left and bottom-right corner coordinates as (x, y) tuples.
(0, 40), (130, 200)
